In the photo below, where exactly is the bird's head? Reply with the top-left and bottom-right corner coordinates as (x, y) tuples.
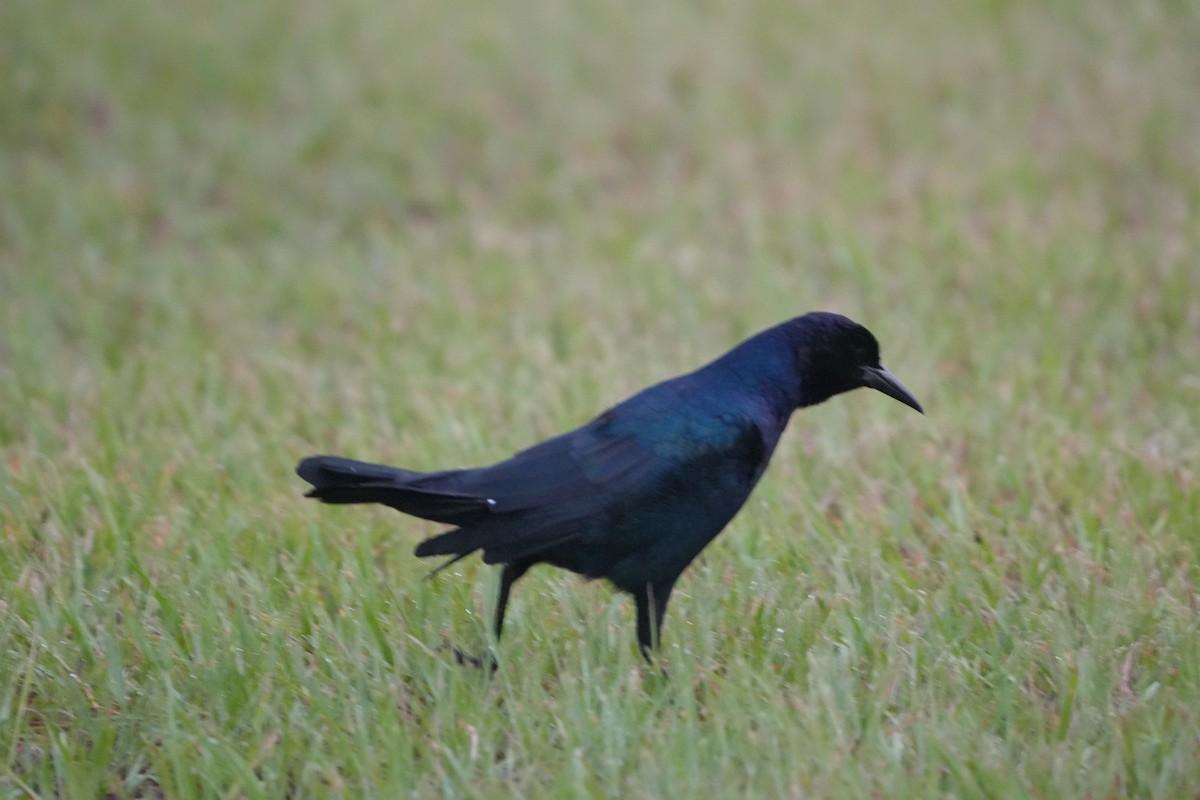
(788, 312), (924, 413)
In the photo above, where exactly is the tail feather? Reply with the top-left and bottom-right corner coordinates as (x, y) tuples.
(299, 454), (588, 568)
(297, 455), (420, 488)
(296, 455), (494, 525)
(413, 508), (584, 566)
(413, 526), (489, 558)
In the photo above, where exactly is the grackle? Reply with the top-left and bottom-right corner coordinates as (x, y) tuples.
(297, 312), (922, 665)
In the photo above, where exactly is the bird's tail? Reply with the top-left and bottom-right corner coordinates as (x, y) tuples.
(296, 455), (493, 525)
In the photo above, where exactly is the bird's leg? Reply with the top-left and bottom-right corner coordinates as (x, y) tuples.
(451, 559), (533, 673)
(493, 560), (533, 641)
(635, 581), (674, 665)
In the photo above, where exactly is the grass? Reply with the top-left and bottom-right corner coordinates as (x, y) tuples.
(2, 0), (1199, 796)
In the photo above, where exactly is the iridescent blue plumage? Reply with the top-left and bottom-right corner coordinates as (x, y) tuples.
(297, 312), (922, 663)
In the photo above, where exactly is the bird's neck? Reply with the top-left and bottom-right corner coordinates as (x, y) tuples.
(701, 336), (806, 415)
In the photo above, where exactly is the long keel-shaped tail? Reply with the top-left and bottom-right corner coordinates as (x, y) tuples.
(296, 455), (493, 526)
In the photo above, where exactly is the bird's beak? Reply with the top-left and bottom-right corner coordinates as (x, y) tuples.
(861, 366), (924, 414)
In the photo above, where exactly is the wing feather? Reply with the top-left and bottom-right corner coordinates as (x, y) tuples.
(414, 403), (769, 565)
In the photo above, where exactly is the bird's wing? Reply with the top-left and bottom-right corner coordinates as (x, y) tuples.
(414, 390), (770, 563)
(467, 381), (766, 509)
(463, 423), (657, 513)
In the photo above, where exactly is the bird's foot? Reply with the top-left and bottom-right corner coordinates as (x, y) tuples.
(445, 644), (498, 674)
(639, 647), (670, 679)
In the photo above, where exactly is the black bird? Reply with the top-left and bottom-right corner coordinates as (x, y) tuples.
(297, 312), (922, 664)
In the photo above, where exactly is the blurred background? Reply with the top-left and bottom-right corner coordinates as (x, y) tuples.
(2, 0), (1198, 796)
(5, 0), (1197, 385)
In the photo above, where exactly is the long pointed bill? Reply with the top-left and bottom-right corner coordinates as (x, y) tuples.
(861, 366), (924, 414)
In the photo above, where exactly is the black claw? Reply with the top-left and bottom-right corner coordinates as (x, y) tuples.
(450, 645), (498, 674)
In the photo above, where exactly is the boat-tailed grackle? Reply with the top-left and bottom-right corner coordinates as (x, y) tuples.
(298, 312), (923, 665)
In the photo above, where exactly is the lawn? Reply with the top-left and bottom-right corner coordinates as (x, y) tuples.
(2, 0), (1198, 796)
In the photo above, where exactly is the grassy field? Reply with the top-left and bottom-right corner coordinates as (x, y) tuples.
(3, 0), (1199, 796)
